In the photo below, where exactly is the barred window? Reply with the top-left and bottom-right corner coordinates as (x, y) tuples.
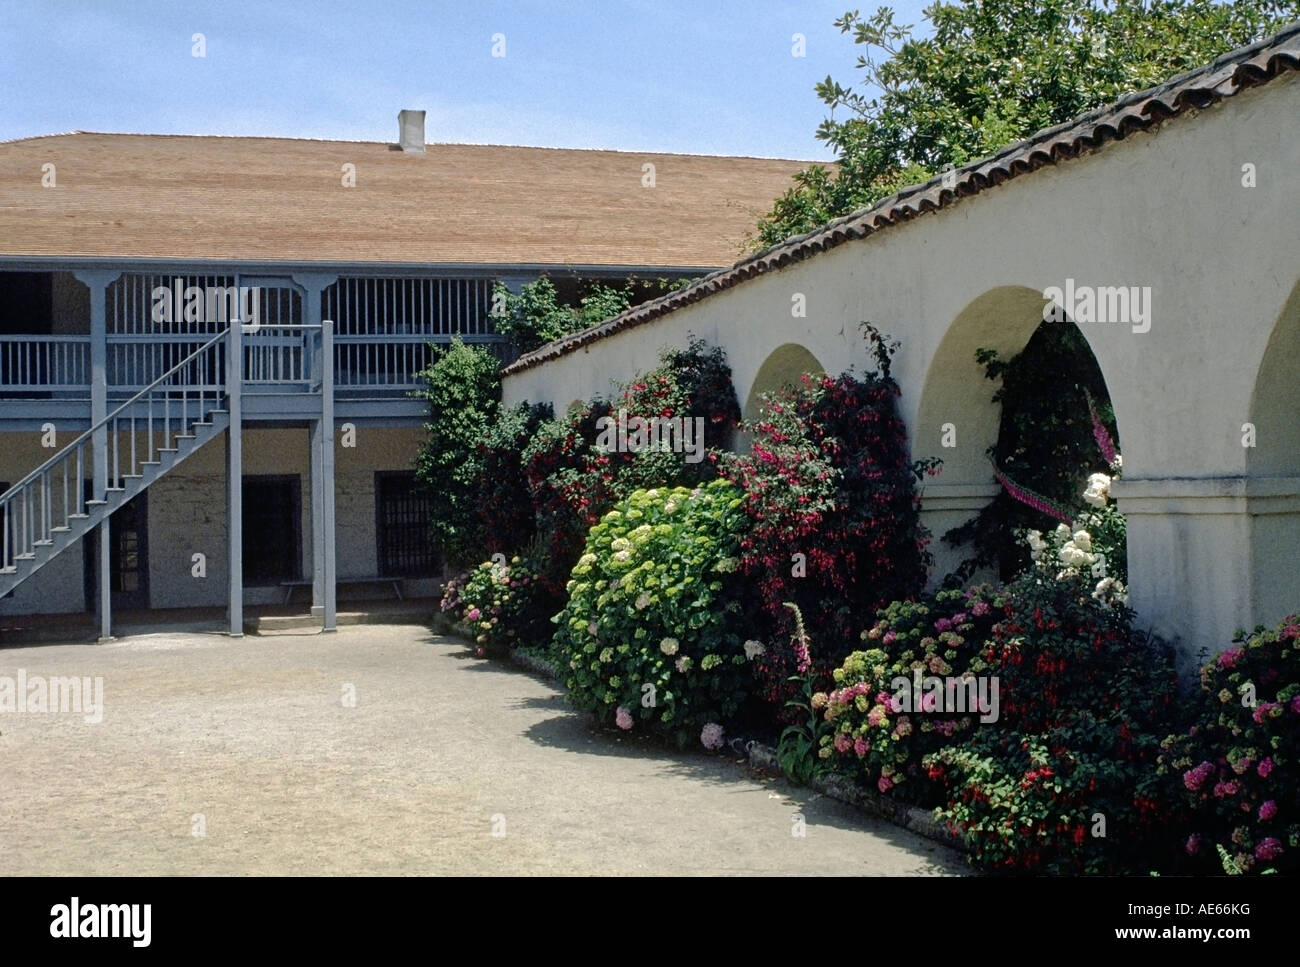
(375, 472), (437, 577)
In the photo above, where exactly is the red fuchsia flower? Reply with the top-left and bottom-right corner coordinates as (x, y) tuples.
(1258, 757), (1275, 778)
(1255, 837), (1284, 862)
(1259, 800), (1279, 821)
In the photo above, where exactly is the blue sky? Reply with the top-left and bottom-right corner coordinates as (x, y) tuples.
(0, 0), (933, 160)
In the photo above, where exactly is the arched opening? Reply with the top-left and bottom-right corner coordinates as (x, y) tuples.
(916, 286), (1120, 583)
(740, 343), (826, 453)
(1246, 277), (1300, 624)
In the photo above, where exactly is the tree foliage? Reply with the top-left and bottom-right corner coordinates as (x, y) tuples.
(752, 0), (1300, 248)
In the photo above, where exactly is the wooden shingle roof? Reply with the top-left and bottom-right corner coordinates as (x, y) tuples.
(0, 133), (813, 268)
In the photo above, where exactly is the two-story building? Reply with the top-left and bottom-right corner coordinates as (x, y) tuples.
(0, 111), (811, 637)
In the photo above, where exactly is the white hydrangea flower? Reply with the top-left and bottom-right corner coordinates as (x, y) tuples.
(660, 637), (679, 656)
(743, 640), (766, 660)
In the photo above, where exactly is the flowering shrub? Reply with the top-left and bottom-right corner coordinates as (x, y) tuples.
(477, 401), (553, 558)
(550, 481), (759, 745)
(439, 553), (549, 655)
(924, 563), (1180, 874)
(523, 339), (740, 596)
(944, 324), (1120, 581)
(818, 586), (1005, 802)
(722, 325), (935, 711)
(1160, 616), (1300, 874)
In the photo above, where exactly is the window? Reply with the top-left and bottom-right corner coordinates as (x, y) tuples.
(375, 472), (436, 577)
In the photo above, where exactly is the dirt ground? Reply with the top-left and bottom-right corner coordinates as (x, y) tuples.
(0, 624), (965, 875)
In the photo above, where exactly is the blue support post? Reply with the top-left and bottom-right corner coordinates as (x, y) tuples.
(226, 319), (243, 637)
(74, 270), (118, 642)
(320, 317), (336, 632)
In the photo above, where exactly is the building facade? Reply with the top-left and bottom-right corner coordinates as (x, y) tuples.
(0, 115), (811, 635)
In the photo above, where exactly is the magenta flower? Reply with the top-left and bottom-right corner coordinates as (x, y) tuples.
(1254, 837), (1284, 862)
(1257, 757), (1274, 778)
(853, 737), (870, 757)
(466, 607), (481, 621)
(877, 775), (894, 794)
(1259, 800), (1278, 821)
(1185, 833), (1202, 856)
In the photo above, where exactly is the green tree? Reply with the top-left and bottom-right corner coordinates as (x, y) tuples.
(752, 0), (1299, 248)
(413, 338), (501, 567)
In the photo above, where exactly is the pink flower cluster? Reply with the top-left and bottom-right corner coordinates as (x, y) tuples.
(1183, 761), (1215, 792)
(1254, 837), (1284, 862)
(700, 722), (725, 751)
(615, 706), (633, 730)
(1258, 800), (1278, 821)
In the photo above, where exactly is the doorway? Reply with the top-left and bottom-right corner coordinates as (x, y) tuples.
(83, 487), (150, 612)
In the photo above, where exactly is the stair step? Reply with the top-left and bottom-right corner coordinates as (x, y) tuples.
(105, 487), (124, 493)
(0, 566), (16, 575)
(69, 513), (89, 520)
(33, 539), (53, 547)
(122, 474), (143, 480)
(14, 553), (35, 561)
(177, 434), (196, 441)
(50, 526), (70, 533)
(158, 448), (179, 454)
(141, 461), (161, 467)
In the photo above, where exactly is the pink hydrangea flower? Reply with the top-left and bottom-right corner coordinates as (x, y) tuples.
(615, 706), (633, 730)
(700, 722), (725, 751)
(833, 732), (853, 754)
(466, 608), (481, 621)
(971, 601), (990, 617)
(877, 775), (894, 794)
(1185, 833), (1202, 856)
(1254, 837), (1284, 862)
(1257, 757), (1274, 778)
(853, 737), (870, 757)
(1259, 800), (1278, 821)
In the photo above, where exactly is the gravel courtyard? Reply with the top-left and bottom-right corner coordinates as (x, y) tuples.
(0, 624), (964, 875)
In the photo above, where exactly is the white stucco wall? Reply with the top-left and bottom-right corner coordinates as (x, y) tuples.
(503, 73), (1300, 667)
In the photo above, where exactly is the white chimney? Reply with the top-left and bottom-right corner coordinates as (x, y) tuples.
(398, 110), (426, 154)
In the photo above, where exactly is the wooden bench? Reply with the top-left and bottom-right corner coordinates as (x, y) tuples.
(280, 576), (403, 605)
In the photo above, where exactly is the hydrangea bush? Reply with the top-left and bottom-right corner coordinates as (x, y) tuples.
(817, 586), (1005, 802)
(1160, 615), (1300, 874)
(550, 481), (759, 746)
(439, 554), (548, 656)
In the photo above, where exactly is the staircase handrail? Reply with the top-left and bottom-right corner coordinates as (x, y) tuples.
(0, 328), (229, 503)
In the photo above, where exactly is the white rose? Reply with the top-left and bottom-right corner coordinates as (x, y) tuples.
(1072, 530), (1092, 552)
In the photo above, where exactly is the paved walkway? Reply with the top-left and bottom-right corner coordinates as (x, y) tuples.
(0, 624), (965, 875)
